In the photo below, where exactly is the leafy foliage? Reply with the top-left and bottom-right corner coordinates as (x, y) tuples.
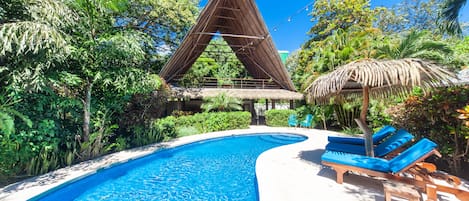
(333, 103), (361, 129)
(306, 0), (377, 42)
(388, 86), (469, 173)
(375, 30), (452, 61)
(298, 0), (382, 91)
(443, 36), (469, 70)
(160, 111), (251, 135)
(200, 93), (243, 112)
(265, 109), (296, 127)
(0, 0), (198, 186)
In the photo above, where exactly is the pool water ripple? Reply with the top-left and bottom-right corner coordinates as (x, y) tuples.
(32, 134), (306, 201)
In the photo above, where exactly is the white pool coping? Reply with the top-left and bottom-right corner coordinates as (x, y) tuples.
(0, 126), (466, 201)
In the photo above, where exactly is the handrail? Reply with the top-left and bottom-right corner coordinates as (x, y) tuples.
(172, 76), (281, 89)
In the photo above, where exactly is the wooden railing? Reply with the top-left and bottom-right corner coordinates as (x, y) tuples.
(172, 77), (281, 89)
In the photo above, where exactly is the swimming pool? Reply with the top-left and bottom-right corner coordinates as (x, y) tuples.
(31, 133), (306, 201)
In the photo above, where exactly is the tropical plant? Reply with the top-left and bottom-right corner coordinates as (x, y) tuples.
(0, 0), (74, 91)
(0, 0), (198, 186)
(306, 0), (377, 42)
(443, 36), (469, 70)
(439, 0), (467, 36)
(109, 0), (199, 72)
(306, 105), (335, 130)
(333, 103), (361, 129)
(375, 30), (452, 61)
(293, 0), (385, 92)
(296, 28), (382, 91)
(200, 93), (243, 112)
(0, 96), (32, 137)
(388, 86), (469, 174)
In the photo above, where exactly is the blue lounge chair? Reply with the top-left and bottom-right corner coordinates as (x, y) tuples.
(327, 125), (396, 145)
(288, 114), (298, 127)
(300, 114), (313, 128)
(325, 129), (414, 157)
(322, 138), (469, 200)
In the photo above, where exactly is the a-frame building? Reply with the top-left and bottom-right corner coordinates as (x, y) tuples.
(159, 0), (303, 123)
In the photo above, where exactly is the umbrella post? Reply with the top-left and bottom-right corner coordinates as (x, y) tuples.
(356, 86), (374, 157)
(355, 118), (374, 157)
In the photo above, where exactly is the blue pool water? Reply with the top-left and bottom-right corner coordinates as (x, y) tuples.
(32, 134), (306, 201)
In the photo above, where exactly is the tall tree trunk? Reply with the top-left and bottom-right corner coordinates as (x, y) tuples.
(82, 82), (92, 142)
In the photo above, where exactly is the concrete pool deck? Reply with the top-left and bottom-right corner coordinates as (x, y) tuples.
(1, 126), (467, 200)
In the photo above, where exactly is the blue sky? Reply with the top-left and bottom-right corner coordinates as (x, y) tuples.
(199, 0), (468, 53)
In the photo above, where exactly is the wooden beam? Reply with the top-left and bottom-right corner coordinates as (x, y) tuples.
(214, 25), (233, 29)
(219, 7), (241, 11)
(196, 43), (255, 49)
(193, 32), (265, 40)
(194, 50), (248, 54)
(215, 15), (236, 20)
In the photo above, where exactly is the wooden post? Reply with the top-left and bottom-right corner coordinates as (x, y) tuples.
(426, 184), (437, 201)
(360, 86), (370, 124)
(265, 99), (269, 111)
(355, 86), (374, 157)
(177, 99), (182, 111)
(271, 99), (276, 109)
(290, 100), (294, 109)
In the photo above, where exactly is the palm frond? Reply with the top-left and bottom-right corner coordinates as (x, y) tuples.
(439, 0), (467, 35)
(398, 31), (424, 58)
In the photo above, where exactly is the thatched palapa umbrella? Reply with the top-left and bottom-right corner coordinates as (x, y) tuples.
(305, 58), (457, 157)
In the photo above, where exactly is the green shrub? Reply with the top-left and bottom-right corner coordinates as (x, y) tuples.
(155, 116), (177, 139)
(129, 124), (164, 147)
(265, 109), (296, 127)
(388, 86), (469, 174)
(176, 126), (200, 137)
(160, 111), (251, 135)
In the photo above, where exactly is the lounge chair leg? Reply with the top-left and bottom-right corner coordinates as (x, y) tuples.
(426, 184), (437, 201)
(384, 191), (392, 201)
(335, 168), (346, 184)
(382, 181), (421, 201)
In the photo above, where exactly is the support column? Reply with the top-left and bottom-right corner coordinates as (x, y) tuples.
(271, 99), (276, 109)
(290, 100), (294, 109)
(177, 99), (182, 111)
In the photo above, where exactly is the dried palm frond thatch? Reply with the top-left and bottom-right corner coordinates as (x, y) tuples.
(305, 58), (457, 102)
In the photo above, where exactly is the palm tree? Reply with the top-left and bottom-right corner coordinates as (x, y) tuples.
(200, 93), (243, 112)
(439, 0), (467, 35)
(376, 30), (452, 61)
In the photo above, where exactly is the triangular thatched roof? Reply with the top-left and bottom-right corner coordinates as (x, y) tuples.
(159, 0), (296, 91)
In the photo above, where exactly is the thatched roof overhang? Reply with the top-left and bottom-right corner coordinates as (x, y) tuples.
(159, 0), (296, 91)
(171, 88), (304, 100)
(305, 58), (458, 103)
